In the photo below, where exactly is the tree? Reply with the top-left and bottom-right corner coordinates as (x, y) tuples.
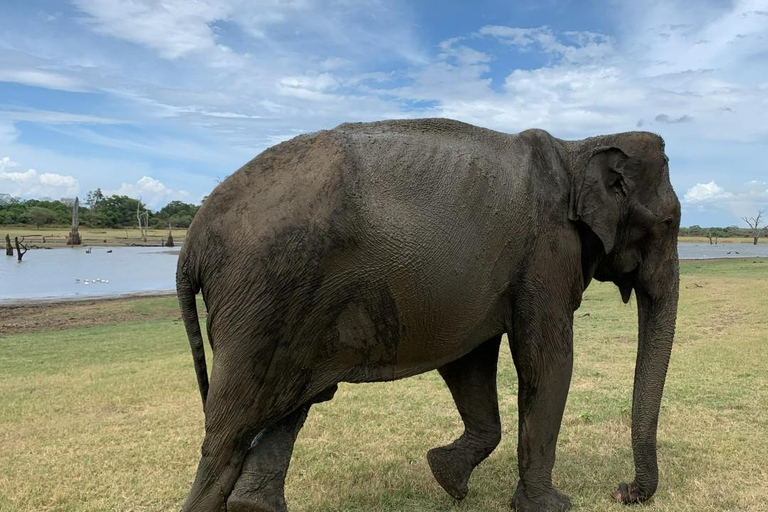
(0, 193), (18, 206)
(742, 210), (764, 245)
(85, 188), (105, 211)
(15, 237), (27, 262)
(25, 206), (56, 229)
(152, 200), (200, 228)
(97, 195), (146, 228)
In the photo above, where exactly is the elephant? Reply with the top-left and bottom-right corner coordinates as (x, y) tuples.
(176, 118), (680, 512)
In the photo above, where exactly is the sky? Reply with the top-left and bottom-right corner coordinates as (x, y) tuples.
(0, 0), (767, 226)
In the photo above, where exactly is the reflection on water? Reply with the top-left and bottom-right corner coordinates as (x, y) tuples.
(0, 246), (180, 303)
(1, 243), (765, 303)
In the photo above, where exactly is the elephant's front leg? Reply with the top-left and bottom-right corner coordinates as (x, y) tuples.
(509, 297), (574, 512)
(428, 335), (502, 500)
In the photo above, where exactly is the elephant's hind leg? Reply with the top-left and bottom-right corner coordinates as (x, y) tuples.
(228, 386), (338, 512)
(181, 352), (311, 512)
(428, 335), (502, 500)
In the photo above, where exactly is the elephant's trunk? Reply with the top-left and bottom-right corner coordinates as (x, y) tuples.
(614, 253), (679, 503)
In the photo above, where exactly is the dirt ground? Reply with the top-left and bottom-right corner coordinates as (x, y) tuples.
(0, 293), (198, 336)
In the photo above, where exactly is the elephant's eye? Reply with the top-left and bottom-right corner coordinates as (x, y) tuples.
(662, 217), (674, 229)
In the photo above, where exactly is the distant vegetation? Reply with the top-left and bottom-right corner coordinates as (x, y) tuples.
(679, 225), (768, 238)
(0, 189), (201, 229)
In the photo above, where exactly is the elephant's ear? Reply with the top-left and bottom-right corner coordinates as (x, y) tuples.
(568, 146), (630, 254)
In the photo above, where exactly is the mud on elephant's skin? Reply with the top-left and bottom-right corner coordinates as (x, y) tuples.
(176, 118), (680, 512)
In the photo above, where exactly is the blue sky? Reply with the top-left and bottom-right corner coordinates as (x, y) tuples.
(1, 0), (767, 226)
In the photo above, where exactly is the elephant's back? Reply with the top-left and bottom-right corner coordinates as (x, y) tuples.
(179, 129), (356, 306)
(191, 130), (348, 238)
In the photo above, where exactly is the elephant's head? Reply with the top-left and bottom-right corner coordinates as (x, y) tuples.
(568, 132), (680, 504)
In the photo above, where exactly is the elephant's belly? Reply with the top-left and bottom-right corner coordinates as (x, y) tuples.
(392, 323), (502, 379)
(324, 302), (501, 384)
(313, 257), (506, 384)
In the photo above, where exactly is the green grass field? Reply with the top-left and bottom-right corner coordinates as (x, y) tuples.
(1, 259), (766, 511)
(2, 226), (188, 248)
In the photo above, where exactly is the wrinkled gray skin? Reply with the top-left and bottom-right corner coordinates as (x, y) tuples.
(177, 118), (680, 512)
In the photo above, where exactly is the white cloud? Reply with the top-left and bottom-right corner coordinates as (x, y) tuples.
(683, 180), (768, 219)
(0, 156), (19, 171)
(106, 176), (189, 209)
(71, 0), (231, 59)
(0, 69), (87, 92)
(479, 25), (615, 64)
(684, 181), (733, 202)
(0, 109), (123, 125)
(0, 159), (80, 198)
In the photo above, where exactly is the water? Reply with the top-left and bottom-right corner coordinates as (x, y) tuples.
(1, 243), (765, 303)
(677, 242), (767, 260)
(0, 246), (181, 303)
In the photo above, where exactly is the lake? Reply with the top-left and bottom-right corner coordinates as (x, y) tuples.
(677, 242), (768, 260)
(0, 246), (181, 303)
(1, 242), (766, 303)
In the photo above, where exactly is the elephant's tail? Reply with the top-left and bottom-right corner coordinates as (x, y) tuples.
(177, 269), (208, 410)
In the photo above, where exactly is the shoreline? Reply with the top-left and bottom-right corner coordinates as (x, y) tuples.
(680, 257), (766, 263)
(16, 243), (182, 250)
(0, 290), (177, 308)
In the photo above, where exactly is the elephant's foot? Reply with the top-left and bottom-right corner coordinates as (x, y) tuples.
(426, 445), (475, 500)
(611, 481), (646, 504)
(511, 482), (571, 512)
(226, 471), (287, 512)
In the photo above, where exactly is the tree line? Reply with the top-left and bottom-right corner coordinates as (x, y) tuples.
(0, 189), (201, 229)
(680, 224), (767, 238)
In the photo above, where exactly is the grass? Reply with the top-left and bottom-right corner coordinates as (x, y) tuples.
(2, 226), (188, 248)
(0, 259), (766, 511)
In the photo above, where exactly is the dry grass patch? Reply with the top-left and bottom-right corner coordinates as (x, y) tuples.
(3, 227), (188, 249)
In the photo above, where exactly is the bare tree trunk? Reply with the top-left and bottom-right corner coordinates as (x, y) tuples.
(743, 210), (764, 246)
(67, 196), (82, 245)
(165, 222), (174, 247)
(15, 237), (27, 262)
(136, 201), (148, 242)
(5, 234), (13, 256)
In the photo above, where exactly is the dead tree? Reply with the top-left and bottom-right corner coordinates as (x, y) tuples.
(165, 222), (174, 247)
(5, 234), (13, 256)
(136, 201), (149, 242)
(66, 196), (82, 245)
(742, 210), (764, 245)
(15, 237), (27, 262)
